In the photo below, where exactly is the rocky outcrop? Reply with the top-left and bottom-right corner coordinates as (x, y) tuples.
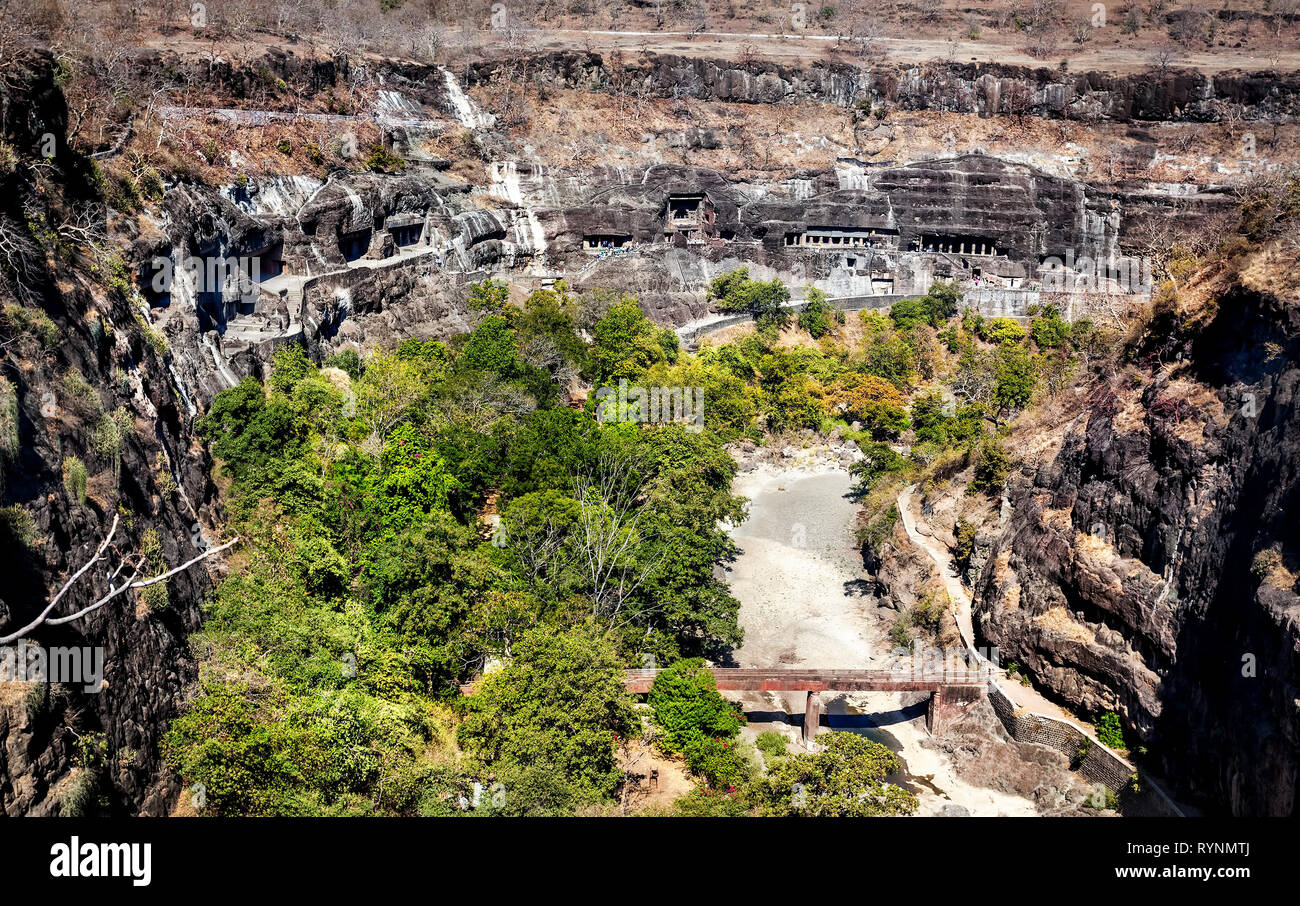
(135, 108), (1231, 400)
(0, 56), (221, 815)
(974, 285), (1300, 816)
(135, 48), (1300, 127)
(467, 51), (1300, 124)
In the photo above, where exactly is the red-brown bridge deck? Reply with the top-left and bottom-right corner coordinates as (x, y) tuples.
(460, 667), (991, 696)
(621, 667), (991, 694)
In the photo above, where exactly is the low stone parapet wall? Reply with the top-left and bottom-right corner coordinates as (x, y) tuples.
(986, 680), (1183, 816)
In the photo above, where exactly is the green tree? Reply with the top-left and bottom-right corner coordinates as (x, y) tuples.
(1030, 305), (1070, 349)
(826, 372), (907, 437)
(757, 731), (918, 816)
(982, 317), (1027, 345)
(848, 443), (908, 496)
(858, 311), (916, 390)
(269, 344), (313, 395)
(992, 341), (1038, 415)
(909, 391), (954, 445)
(1096, 712), (1126, 750)
(970, 438), (1010, 496)
(355, 350), (428, 448)
(925, 280), (962, 322)
(323, 348), (363, 379)
(589, 298), (664, 384)
(798, 287), (840, 339)
(459, 315), (521, 376)
(197, 378), (306, 484)
(708, 268), (790, 329)
(458, 625), (637, 803)
(648, 658), (744, 754)
(164, 681), (319, 816)
(467, 279), (511, 317)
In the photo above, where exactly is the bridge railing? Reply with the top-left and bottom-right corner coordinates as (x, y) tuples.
(622, 666), (993, 693)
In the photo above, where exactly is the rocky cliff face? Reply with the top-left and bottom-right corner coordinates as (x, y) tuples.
(0, 56), (220, 816)
(973, 283), (1300, 816)
(141, 48), (1300, 129)
(467, 51), (1300, 124)
(142, 144), (1231, 410)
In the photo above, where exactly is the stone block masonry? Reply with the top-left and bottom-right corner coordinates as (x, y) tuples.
(987, 682), (1183, 816)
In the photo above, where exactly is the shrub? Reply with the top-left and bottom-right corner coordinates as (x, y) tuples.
(648, 658), (744, 755)
(26, 682), (49, 721)
(0, 503), (35, 547)
(365, 145), (405, 173)
(91, 408), (133, 479)
(1030, 305), (1070, 349)
(953, 518), (978, 571)
(63, 456), (87, 504)
(671, 785), (752, 816)
(1251, 549), (1283, 580)
(890, 613), (914, 649)
(0, 377), (18, 479)
(323, 349), (363, 379)
(139, 528), (169, 611)
(458, 626), (636, 804)
(59, 772), (96, 817)
(891, 595), (948, 648)
(983, 317), (1027, 345)
(757, 731), (917, 816)
(849, 445), (907, 496)
(1095, 711), (1126, 750)
(708, 268), (790, 329)
(1, 303), (58, 348)
(155, 451), (177, 497)
(755, 730), (789, 761)
(467, 278), (511, 316)
(798, 288), (838, 339)
(0, 140), (17, 177)
(61, 368), (101, 413)
(969, 439), (1009, 496)
(682, 735), (753, 790)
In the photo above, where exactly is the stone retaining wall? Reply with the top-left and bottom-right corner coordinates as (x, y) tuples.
(987, 681), (1183, 816)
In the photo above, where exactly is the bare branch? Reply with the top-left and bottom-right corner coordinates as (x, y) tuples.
(0, 516), (239, 644)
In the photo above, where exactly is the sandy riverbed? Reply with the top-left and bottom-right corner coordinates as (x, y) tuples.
(725, 463), (1040, 817)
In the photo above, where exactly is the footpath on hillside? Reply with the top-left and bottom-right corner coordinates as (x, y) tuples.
(895, 484), (1095, 734)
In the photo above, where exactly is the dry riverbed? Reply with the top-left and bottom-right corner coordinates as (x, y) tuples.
(724, 461), (1041, 817)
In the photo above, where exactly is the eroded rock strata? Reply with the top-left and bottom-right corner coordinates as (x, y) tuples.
(974, 286), (1300, 815)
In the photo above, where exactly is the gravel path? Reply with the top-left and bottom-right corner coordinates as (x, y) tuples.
(896, 484), (1095, 733)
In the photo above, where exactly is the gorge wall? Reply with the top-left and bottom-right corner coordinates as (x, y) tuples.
(0, 57), (220, 816)
(973, 283), (1300, 816)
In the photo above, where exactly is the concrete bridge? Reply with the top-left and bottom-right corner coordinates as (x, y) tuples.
(623, 667), (989, 744)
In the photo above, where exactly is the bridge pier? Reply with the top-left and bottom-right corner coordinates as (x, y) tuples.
(803, 691), (820, 747)
(926, 685), (986, 736)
